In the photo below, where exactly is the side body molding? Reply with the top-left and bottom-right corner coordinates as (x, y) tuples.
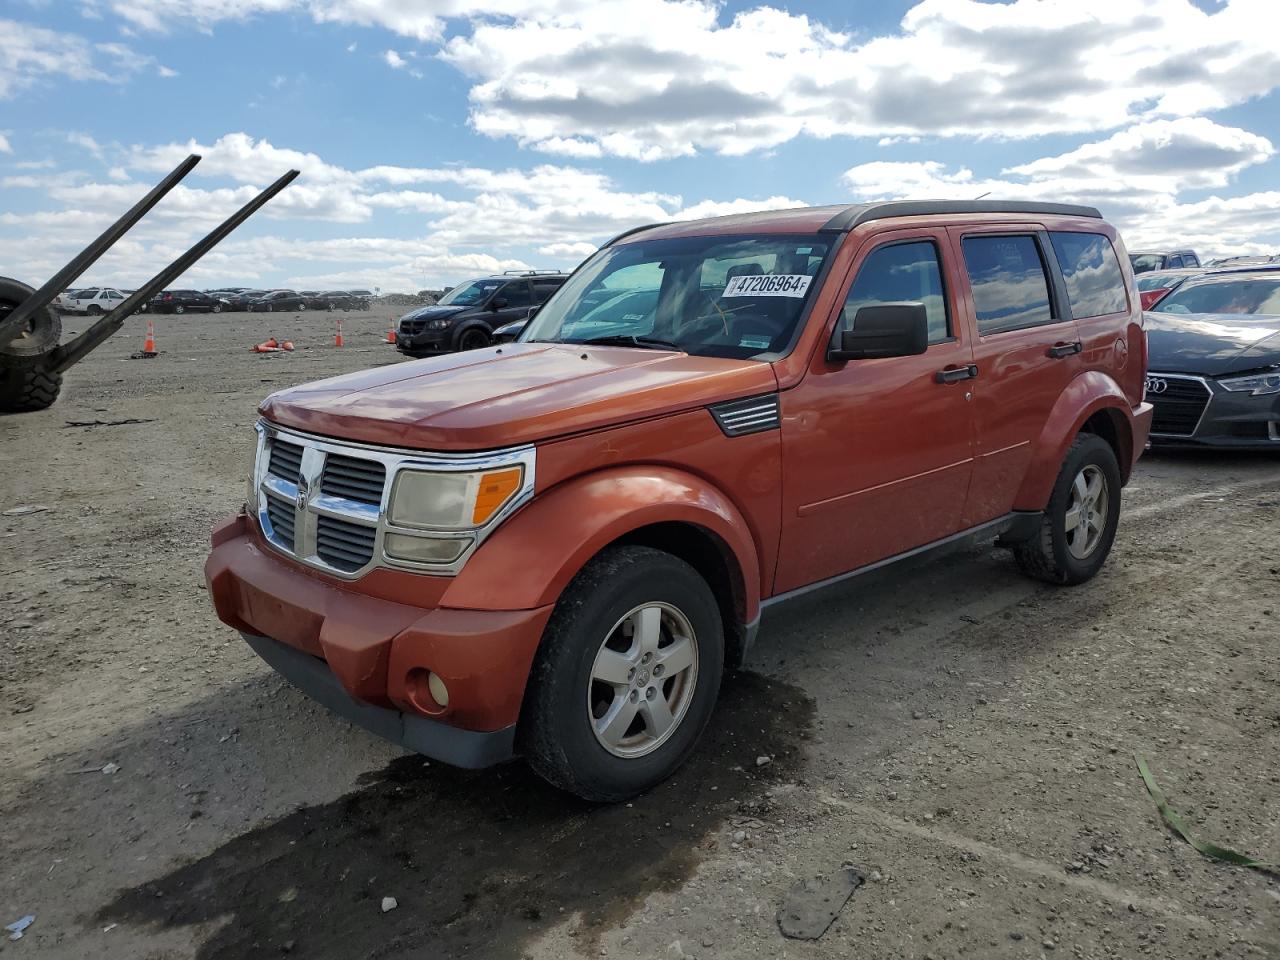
(440, 466), (763, 623)
(1013, 370), (1139, 511)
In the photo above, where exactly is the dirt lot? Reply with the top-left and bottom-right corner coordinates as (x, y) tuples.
(1, 309), (1278, 959)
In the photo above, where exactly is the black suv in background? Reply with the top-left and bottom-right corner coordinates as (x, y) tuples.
(151, 290), (225, 314)
(248, 290), (308, 312)
(395, 272), (567, 355)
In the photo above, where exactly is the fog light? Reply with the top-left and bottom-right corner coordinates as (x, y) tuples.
(427, 672), (450, 708)
(383, 533), (470, 564)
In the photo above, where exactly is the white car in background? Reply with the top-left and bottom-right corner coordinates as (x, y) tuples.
(58, 287), (128, 315)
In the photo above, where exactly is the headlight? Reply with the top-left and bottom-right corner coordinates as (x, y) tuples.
(1218, 371), (1280, 396)
(427, 318), (454, 329)
(388, 466), (524, 530)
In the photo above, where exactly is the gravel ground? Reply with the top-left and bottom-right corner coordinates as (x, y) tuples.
(1, 310), (1278, 959)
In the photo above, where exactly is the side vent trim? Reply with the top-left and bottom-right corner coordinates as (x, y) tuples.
(709, 394), (781, 437)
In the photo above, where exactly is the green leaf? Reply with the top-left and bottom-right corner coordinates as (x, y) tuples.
(1135, 754), (1277, 875)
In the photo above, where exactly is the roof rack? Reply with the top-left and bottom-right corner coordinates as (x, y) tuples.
(502, 269), (568, 276)
(819, 200), (1102, 233)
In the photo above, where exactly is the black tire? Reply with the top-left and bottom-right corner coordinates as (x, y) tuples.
(0, 277), (62, 361)
(174, 304), (185, 315)
(519, 545), (724, 802)
(1014, 433), (1122, 585)
(456, 326), (491, 352)
(212, 304), (222, 314)
(0, 365), (63, 413)
(87, 304), (103, 316)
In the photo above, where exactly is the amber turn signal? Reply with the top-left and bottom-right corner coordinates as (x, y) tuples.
(471, 467), (523, 524)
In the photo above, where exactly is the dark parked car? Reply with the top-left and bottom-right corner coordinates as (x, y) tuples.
(395, 272), (567, 355)
(303, 290), (356, 311)
(1130, 249), (1200, 274)
(151, 289), (225, 314)
(1134, 268), (1203, 310)
(249, 290), (307, 312)
(1144, 272), (1280, 447)
(221, 289), (268, 311)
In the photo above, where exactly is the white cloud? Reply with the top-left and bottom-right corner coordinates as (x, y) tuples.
(0, 131), (803, 290)
(383, 49), (407, 69)
(0, 18), (185, 98)
(840, 118), (1280, 260)
(0, 133), (10, 153)
(442, 0), (1280, 159)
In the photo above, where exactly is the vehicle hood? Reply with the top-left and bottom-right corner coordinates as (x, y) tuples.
(400, 304), (468, 322)
(1144, 311), (1280, 376)
(260, 342), (778, 450)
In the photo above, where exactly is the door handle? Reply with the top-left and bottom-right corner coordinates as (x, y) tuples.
(935, 364), (978, 384)
(1047, 341), (1082, 358)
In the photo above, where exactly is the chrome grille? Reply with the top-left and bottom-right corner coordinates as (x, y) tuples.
(316, 515), (376, 572)
(709, 394), (781, 436)
(264, 494), (296, 550)
(268, 440), (303, 480)
(1147, 373), (1211, 437)
(321, 454), (385, 505)
(251, 423), (537, 579)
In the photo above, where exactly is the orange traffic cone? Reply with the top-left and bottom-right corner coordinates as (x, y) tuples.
(143, 318), (157, 355)
(251, 337), (281, 353)
(386, 327), (396, 343)
(335, 319), (344, 348)
(280, 340), (295, 352)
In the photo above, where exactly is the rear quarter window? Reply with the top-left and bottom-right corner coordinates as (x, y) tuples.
(961, 235), (1054, 335)
(1049, 232), (1128, 318)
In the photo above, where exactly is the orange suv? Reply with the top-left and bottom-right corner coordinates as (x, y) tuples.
(206, 201), (1153, 800)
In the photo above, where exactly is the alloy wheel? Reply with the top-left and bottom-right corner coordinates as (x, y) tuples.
(1064, 464), (1108, 560)
(587, 602), (699, 758)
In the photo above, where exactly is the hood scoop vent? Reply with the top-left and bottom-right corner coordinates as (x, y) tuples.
(710, 394), (780, 436)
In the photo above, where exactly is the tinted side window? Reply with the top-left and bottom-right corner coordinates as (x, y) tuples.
(840, 240), (949, 343)
(961, 236), (1053, 335)
(1049, 231), (1127, 318)
(500, 281), (533, 308)
(1184, 254), (1200, 267)
(532, 280), (561, 303)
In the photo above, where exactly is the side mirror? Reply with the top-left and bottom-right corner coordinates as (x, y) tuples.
(828, 302), (929, 362)
(490, 298), (508, 311)
(525, 305), (540, 320)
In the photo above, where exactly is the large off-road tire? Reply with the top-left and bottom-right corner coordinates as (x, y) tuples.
(519, 545), (724, 802)
(1014, 433), (1122, 585)
(0, 277), (62, 361)
(0, 365), (63, 413)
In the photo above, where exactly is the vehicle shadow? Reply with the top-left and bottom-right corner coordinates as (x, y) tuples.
(93, 671), (813, 960)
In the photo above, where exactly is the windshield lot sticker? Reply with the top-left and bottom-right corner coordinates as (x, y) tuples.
(723, 274), (812, 298)
(739, 336), (771, 349)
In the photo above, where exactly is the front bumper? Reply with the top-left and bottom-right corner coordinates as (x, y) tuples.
(1147, 372), (1280, 448)
(205, 512), (554, 766)
(396, 327), (452, 353)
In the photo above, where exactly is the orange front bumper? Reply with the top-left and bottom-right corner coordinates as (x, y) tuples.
(204, 513), (553, 766)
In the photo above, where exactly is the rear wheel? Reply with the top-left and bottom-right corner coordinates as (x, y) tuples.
(1014, 433), (1122, 585)
(212, 304), (222, 314)
(0, 365), (63, 413)
(174, 304), (186, 315)
(87, 304), (102, 316)
(519, 545), (724, 801)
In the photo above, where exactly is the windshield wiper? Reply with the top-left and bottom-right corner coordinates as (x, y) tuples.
(575, 334), (682, 351)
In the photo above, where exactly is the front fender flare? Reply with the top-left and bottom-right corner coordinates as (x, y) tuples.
(1014, 370), (1135, 511)
(440, 466), (763, 622)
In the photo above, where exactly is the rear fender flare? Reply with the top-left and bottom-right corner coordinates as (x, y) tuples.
(440, 465), (762, 623)
(1014, 370), (1135, 511)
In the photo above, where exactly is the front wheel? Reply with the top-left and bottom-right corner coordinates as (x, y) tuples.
(456, 327), (491, 352)
(519, 545), (724, 802)
(1014, 433), (1122, 585)
(174, 304), (185, 315)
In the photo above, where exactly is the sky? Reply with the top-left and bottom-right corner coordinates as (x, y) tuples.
(1, 0), (1278, 293)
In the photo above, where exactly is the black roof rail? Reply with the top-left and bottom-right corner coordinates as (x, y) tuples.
(501, 269), (567, 276)
(600, 221), (669, 248)
(819, 200), (1103, 233)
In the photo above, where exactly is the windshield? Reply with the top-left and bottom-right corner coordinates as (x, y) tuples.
(522, 233), (832, 359)
(1129, 254), (1164, 274)
(1136, 271), (1187, 291)
(438, 279), (503, 307)
(1152, 278), (1280, 316)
